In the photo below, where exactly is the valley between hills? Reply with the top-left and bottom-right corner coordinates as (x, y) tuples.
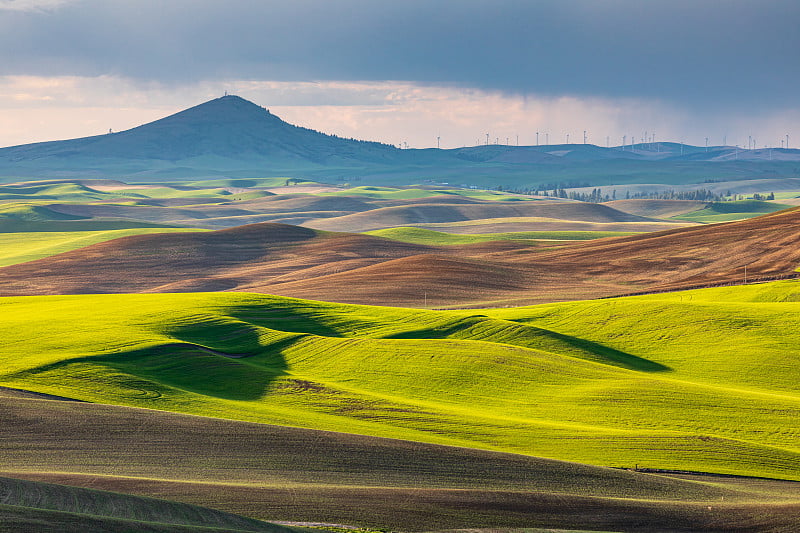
(2, 97), (800, 533)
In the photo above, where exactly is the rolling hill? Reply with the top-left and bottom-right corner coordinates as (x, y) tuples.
(303, 200), (656, 232)
(0, 475), (299, 533)
(0, 285), (799, 487)
(3, 392), (799, 532)
(1, 206), (799, 306)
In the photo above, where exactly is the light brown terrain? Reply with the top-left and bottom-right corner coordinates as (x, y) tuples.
(603, 199), (708, 218)
(1, 207), (799, 306)
(301, 199), (662, 232)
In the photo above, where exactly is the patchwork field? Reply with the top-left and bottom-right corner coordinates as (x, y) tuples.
(2, 205), (800, 307)
(0, 178), (696, 234)
(3, 176), (800, 531)
(0, 228), (208, 267)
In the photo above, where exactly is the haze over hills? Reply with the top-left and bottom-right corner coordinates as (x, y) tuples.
(1, 95), (798, 187)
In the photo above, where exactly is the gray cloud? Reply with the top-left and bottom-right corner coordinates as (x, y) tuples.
(0, 0), (71, 12)
(1, 0), (798, 112)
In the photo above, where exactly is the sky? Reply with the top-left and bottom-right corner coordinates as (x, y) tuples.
(0, 0), (798, 149)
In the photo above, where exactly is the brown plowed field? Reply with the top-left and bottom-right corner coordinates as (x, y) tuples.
(3, 394), (799, 532)
(2, 208), (799, 307)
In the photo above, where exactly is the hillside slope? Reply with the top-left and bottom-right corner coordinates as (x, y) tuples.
(3, 393), (798, 532)
(1, 288), (800, 483)
(2, 207), (800, 306)
(305, 200), (655, 232)
(0, 475), (299, 533)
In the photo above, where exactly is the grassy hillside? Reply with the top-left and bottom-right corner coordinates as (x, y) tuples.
(365, 226), (640, 245)
(0, 228), (208, 267)
(0, 476), (299, 533)
(673, 200), (794, 223)
(1, 284), (799, 481)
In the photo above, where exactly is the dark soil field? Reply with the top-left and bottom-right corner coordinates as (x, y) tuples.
(2, 393), (799, 532)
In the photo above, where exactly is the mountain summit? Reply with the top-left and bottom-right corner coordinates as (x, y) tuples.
(0, 95), (402, 177)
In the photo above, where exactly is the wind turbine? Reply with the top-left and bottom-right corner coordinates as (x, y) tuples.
(536, 131), (539, 146)
(437, 136), (441, 149)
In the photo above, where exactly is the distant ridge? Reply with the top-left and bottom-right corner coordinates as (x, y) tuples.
(0, 95), (798, 183)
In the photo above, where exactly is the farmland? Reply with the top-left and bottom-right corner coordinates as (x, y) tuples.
(3, 176), (800, 531)
(1, 284), (799, 480)
(2, 393), (800, 531)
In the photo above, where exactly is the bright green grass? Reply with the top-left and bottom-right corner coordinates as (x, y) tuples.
(319, 186), (532, 201)
(0, 228), (209, 267)
(1, 283), (800, 480)
(0, 202), (88, 221)
(0, 182), (112, 202)
(673, 200), (793, 223)
(0, 181), (274, 205)
(365, 227), (639, 245)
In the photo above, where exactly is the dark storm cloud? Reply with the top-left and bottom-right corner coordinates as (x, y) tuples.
(1, 0), (798, 111)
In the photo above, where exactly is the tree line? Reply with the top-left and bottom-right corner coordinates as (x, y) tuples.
(492, 184), (774, 203)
